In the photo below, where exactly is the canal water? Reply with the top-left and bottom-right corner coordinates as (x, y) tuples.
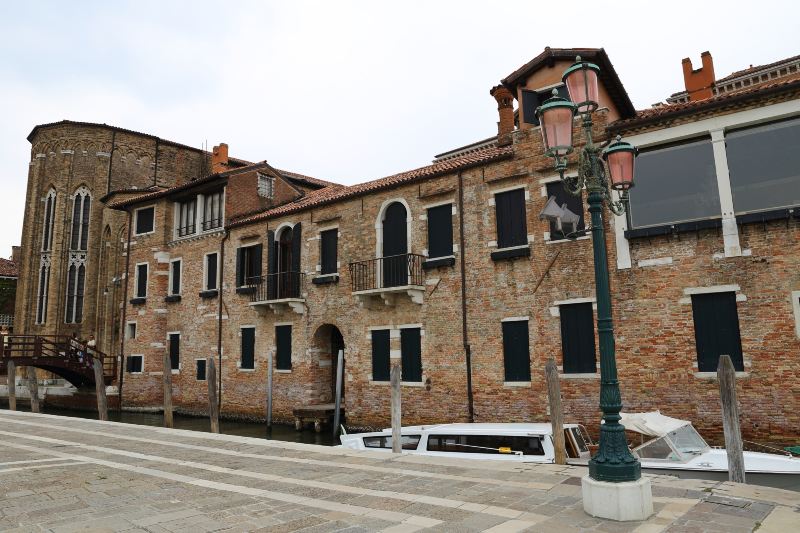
(4, 403), (336, 446)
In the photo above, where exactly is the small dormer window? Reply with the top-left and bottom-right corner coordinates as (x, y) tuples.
(257, 172), (275, 199)
(521, 85), (569, 126)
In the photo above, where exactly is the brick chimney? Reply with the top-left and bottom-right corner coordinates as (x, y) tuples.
(211, 143), (229, 173)
(11, 246), (20, 267)
(682, 52), (716, 102)
(490, 85), (515, 145)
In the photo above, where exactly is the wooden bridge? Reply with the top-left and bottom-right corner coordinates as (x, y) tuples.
(0, 335), (117, 388)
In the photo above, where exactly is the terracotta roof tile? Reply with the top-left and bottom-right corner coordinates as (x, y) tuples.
(228, 145), (514, 228)
(275, 169), (342, 189)
(0, 258), (17, 278)
(610, 74), (800, 131)
(715, 54), (800, 84)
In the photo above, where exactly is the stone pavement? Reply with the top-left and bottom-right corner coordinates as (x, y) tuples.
(0, 410), (796, 532)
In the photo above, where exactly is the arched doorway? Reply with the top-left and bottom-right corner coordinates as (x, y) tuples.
(382, 202), (408, 287)
(311, 324), (345, 405)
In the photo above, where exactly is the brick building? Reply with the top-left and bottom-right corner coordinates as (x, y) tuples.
(14, 48), (800, 443)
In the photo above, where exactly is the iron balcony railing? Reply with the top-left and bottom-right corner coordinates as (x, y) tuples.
(249, 272), (305, 303)
(201, 218), (223, 231)
(348, 253), (425, 293)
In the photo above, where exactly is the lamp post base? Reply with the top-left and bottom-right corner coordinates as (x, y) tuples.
(581, 475), (653, 522)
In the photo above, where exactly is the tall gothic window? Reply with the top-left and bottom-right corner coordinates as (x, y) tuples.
(36, 189), (56, 324)
(65, 186), (91, 323)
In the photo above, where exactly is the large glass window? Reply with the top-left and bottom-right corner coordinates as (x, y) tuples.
(134, 206), (155, 235)
(628, 138), (720, 228)
(202, 191), (224, 231)
(726, 117), (800, 214)
(177, 198), (196, 237)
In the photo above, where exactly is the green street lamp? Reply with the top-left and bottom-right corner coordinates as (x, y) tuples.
(537, 56), (641, 483)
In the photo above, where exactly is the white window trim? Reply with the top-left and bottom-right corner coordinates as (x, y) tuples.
(168, 258), (182, 296)
(793, 291), (800, 339)
(501, 316), (530, 322)
(421, 199), (456, 211)
(683, 284), (741, 295)
(133, 205), (156, 237)
(134, 262), (149, 298)
(128, 354), (144, 374)
(203, 252), (220, 291)
(126, 321), (137, 340)
(549, 298), (597, 317)
(488, 184), (530, 206)
(167, 332), (181, 373)
(375, 198), (412, 260)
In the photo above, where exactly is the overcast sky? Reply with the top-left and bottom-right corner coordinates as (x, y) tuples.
(1, 0), (797, 256)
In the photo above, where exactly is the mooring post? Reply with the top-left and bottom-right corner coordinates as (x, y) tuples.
(717, 354), (746, 484)
(7, 359), (16, 411)
(266, 350), (273, 429)
(162, 351), (173, 428)
(332, 349), (344, 442)
(545, 358), (567, 465)
(27, 366), (39, 413)
(93, 358), (108, 421)
(207, 357), (219, 433)
(390, 364), (401, 454)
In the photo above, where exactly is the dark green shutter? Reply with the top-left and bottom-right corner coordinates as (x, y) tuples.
(400, 328), (422, 382)
(502, 320), (531, 382)
(276, 325), (292, 370)
(692, 292), (744, 372)
(521, 90), (540, 125)
(206, 253), (217, 290)
(560, 303), (596, 373)
(320, 229), (338, 274)
(495, 189), (527, 248)
(136, 264), (147, 298)
(427, 204), (453, 259)
(171, 261), (181, 295)
(235, 247), (244, 287)
(241, 328), (255, 369)
(371, 330), (390, 381)
(250, 244), (263, 283)
(169, 333), (180, 370)
(267, 230), (277, 298)
(196, 359), (206, 381)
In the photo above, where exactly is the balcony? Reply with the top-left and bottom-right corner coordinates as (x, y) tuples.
(348, 253), (425, 306)
(248, 272), (306, 314)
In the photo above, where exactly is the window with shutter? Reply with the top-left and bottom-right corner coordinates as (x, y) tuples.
(134, 206), (155, 235)
(400, 328), (422, 382)
(545, 182), (585, 240)
(691, 292), (744, 372)
(276, 325), (292, 370)
(205, 253), (218, 290)
(521, 85), (569, 126)
(240, 327), (255, 370)
(371, 329), (390, 381)
(169, 260), (181, 295)
(427, 204), (454, 258)
(320, 229), (338, 275)
(560, 303), (596, 373)
(136, 263), (148, 298)
(168, 333), (180, 371)
(495, 189), (527, 248)
(126, 355), (143, 373)
(502, 320), (531, 382)
(196, 359), (207, 381)
(236, 245), (262, 287)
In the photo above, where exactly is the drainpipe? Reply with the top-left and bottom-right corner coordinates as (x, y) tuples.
(457, 170), (475, 422)
(117, 209), (133, 413)
(217, 230), (229, 410)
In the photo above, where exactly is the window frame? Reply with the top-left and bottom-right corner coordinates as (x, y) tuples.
(133, 205), (156, 236)
(236, 243), (263, 287)
(126, 321), (137, 340)
(176, 197), (197, 238)
(493, 186), (529, 250)
(319, 227), (339, 275)
(399, 326), (423, 383)
(239, 325), (256, 371)
(370, 328), (391, 382)
(501, 318), (531, 383)
(204, 252), (219, 291)
(425, 202), (455, 259)
(126, 354), (144, 374)
(690, 291), (745, 372)
(559, 302), (597, 374)
(134, 262), (149, 299)
(168, 258), (182, 296)
(275, 324), (293, 371)
(167, 332), (181, 372)
(195, 358), (207, 381)
(257, 172), (275, 199)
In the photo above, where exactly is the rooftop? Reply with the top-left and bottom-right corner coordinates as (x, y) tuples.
(0, 257), (17, 279)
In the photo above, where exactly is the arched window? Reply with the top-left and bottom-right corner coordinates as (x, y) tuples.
(65, 186), (91, 323)
(70, 186), (91, 251)
(35, 258), (50, 325)
(36, 189), (56, 324)
(41, 189), (56, 252)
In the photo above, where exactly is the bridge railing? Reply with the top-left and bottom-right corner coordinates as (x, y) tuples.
(0, 334), (117, 383)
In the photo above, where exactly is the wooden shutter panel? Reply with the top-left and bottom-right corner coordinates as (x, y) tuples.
(276, 325), (292, 370)
(291, 223), (302, 273)
(400, 328), (422, 382)
(196, 359), (206, 381)
(171, 261), (181, 295)
(371, 330), (390, 381)
(206, 254), (217, 290)
(266, 231), (277, 298)
(427, 204), (453, 258)
(241, 328), (255, 369)
(692, 292), (744, 372)
(560, 303), (596, 373)
(126, 355), (133, 373)
(495, 189), (527, 248)
(521, 90), (540, 126)
(251, 244), (263, 282)
(169, 333), (180, 370)
(502, 320), (531, 382)
(320, 229), (338, 275)
(235, 247), (244, 287)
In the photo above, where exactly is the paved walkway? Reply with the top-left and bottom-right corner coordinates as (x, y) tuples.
(0, 410), (796, 532)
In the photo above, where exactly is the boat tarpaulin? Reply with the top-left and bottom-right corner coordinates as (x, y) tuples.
(617, 411), (690, 437)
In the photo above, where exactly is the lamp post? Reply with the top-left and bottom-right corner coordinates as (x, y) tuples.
(536, 56), (647, 499)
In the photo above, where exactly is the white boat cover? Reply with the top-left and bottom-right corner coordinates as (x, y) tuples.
(618, 411), (690, 437)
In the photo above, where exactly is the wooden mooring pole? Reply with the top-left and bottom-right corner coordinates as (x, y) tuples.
(7, 359), (16, 411)
(266, 351), (273, 429)
(27, 366), (39, 413)
(390, 364), (401, 454)
(332, 349), (344, 442)
(162, 352), (173, 429)
(717, 354), (746, 484)
(93, 358), (108, 421)
(207, 357), (219, 433)
(545, 358), (567, 465)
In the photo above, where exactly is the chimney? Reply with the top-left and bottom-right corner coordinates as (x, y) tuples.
(11, 246), (20, 266)
(682, 51), (716, 102)
(211, 143), (229, 173)
(490, 85), (515, 145)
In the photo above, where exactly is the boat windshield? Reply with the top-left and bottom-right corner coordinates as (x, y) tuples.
(665, 424), (709, 455)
